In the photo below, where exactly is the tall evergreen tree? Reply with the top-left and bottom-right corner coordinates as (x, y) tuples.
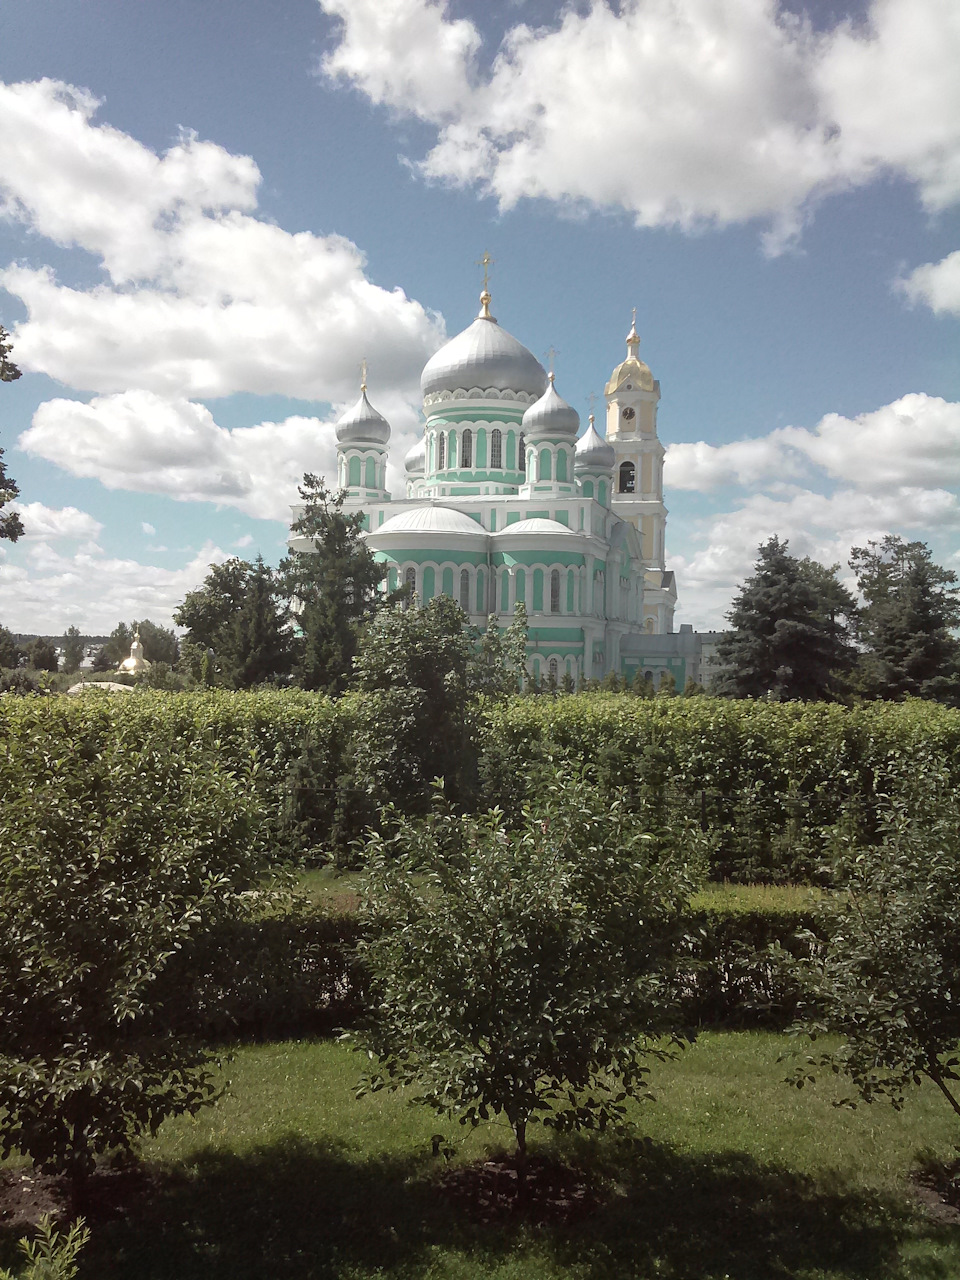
(174, 557), (291, 687)
(850, 536), (960, 703)
(716, 537), (855, 700)
(61, 625), (84, 674)
(281, 475), (385, 693)
(225, 555), (294, 686)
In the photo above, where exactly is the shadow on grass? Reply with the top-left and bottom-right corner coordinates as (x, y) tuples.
(18, 1134), (956, 1280)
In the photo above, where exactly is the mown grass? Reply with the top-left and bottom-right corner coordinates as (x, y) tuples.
(17, 1031), (957, 1280)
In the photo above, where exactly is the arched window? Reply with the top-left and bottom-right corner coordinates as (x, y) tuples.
(364, 456), (377, 488)
(518, 433), (526, 472)
(348, 456), (361, 486)
(619, 461), (636, 493)
(550, 568), (561, 613)
(491, 428), (502, 468)
(461, 428), (473, 467)
(556, 448), (568, 482)
(437, 431), (446, 470)
(548, 658), (559, 683)
(403, 566), (416, 605)
(460, 567), (470, 611)
(538, 449), (552, 481)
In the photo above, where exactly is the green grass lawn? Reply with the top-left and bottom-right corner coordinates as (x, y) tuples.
(13, 1031), (956, 1280)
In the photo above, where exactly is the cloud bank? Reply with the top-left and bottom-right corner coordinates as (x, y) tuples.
(320, 0), (960, 254)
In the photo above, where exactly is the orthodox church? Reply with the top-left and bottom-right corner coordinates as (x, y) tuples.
(290, 284), (703, 687)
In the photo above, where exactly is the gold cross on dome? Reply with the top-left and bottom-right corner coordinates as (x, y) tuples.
(544, 345), (558, 376)
(360, 358), (368, 391)
(477, 251), (494, 291)
(588, 391), (598, 416)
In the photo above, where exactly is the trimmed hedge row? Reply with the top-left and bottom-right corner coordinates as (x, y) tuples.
(3, 690), (959, 882)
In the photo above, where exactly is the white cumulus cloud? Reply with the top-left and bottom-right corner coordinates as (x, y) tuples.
(10, 502), (105, 542)
(899, 251), (960, 316)
(0, 541), (230, 634)
(319, 0), (960, 247)
(0, 78), (444, 399)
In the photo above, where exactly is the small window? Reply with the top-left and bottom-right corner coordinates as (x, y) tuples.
(460, 568), (470, 611)
(491, 428), (502, 468)
(518, 433), (526, 472)
(548, 658), (558, 681)
(550, 568), (561, 613)
(461, 428), (472, 467)
(619, 461), (636, 494)
(404, 566), (416, 606)
(438, 432), (446, 470)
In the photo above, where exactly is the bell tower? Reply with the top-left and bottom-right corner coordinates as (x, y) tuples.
(605, 312), (667, 573)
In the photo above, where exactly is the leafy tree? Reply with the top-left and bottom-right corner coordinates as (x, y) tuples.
(0, 325), (20, 384)
(716, 537), (855, 700)
(466, 605), (528, 699)
(282, 475), (385, 693)
(175, 557), (292, 688)
(850, 536), (960, 703)
(27, 638), (58, 672)
(90, 645), (113, 673)
(353, 771), (700, 1185)
(0, 624), (24, 670)
(0, 711), (274, 1210)
(0, 447), (24, 545)
(101, 621), (132, 667)
(225, 556), (294, 686)
(1, 327), (25, 544)
(792, 768), (960, 1126)
(351, 594), (475, 812)
(61, 626), (84, 674)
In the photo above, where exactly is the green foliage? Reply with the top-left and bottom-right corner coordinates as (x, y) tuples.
(0, 623), (24, 670)
(175, 557), (292, 688)
(717, 537), (855, 700)
(792, 768), (960, 1119)
(352, 772), (701, 1160)
(27, 638), (58, 672)
(90, 644), (113, 673)
(0, 698), (276, 1196)
(466, 604), (528, 699)
(0, 325), (20, 383)
(0, 1215), (89, 1280)
(850, 535), (960, 703)
(0, 447), (23, 544)
(283, 475), (385, 693)
(61, 625), (84, 674)
(351, 594), (477, 817)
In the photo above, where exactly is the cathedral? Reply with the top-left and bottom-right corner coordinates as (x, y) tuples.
(290, 284), (705, 688)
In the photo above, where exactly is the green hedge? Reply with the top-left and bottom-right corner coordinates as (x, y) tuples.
(3, 691), (959, 882)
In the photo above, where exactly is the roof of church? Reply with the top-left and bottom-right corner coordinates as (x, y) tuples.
(495, 518), (575, 536)
(575, 417), (615, 470)
(421, 295), (547, 403)
(404, 436), (426, 474)
(522, 375), (580, 440)
(374, 506), (484, 535)
(336, 387), (390, 446)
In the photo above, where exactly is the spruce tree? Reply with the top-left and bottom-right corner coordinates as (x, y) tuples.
(850, 536), (960, 703)
(282, 475), (385, 694)
(717, 537), (855, 700)
(226, 556), (294, 687)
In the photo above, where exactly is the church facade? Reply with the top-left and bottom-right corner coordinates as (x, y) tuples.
(290, 287), (700, 687)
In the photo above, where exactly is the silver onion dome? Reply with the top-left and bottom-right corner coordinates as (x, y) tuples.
(575, 416), (615, 471)
(521, 374), (580, 441)
(336, 387), (390, 446)
(420, 293), (547, 403)
(404, 435), (426, 474)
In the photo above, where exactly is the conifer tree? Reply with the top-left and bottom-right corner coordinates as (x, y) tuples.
(850, 536), (960, 703)
(282, 475), (385, 693)
(61, 626), (84, 674)
(717, 537), (855, 700)
(226, 555), (294, 687)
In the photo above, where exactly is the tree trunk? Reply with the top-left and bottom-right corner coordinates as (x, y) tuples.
(514, 1118), (528, 1207)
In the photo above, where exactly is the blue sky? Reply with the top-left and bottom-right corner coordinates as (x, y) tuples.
(1, 0), (958, 633)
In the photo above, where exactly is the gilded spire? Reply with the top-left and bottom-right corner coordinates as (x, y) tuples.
(626, 307), (640, 359)
(360, 358), (368, 393)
